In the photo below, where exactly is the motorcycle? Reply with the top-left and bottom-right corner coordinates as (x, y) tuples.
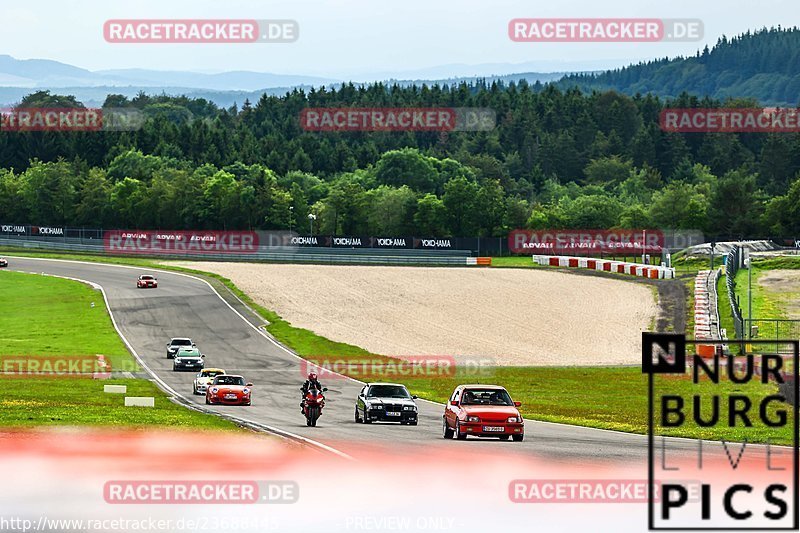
(302, 386), (327, 427)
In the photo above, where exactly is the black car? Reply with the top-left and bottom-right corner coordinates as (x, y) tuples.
(0, 258), (7, 268)
(355, 383), (418, 425)
(172, 347), (205, 371)
(166, 337), (195, 359)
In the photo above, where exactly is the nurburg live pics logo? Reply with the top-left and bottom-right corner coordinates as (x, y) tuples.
(643, 333), (799, 530)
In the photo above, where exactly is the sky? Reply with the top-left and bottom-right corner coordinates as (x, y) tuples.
(0, 0), (795, 78)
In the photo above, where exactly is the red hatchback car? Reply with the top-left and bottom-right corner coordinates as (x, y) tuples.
(136, 274), (158, 288)
(443, 385), (524, 441)
(205, 375), (252, 406)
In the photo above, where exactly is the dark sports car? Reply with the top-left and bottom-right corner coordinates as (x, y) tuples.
(172, 347), (205, 371)
(355, 383), (418, 425)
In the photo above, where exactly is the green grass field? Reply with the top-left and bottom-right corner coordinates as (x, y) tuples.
(1, 249), (793, 443)
(0, 269), (240, 430)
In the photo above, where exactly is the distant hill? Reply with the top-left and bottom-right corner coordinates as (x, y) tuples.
(555, 27), (800, 105)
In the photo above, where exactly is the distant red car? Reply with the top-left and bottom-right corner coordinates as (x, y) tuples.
(205, 375), (252, 406)
(443, 385), (524, 441)
(136, 274), (158, 288)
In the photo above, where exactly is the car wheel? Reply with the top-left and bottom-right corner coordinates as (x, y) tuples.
(455, 421), (467, 440)
(499, 435), (510, 441)
(363, 409), (372, 424)
(205, 396), (210, 405)
(354, 407), (361, 423)
(442, 418), (454, 439)
(512, 434), (524, 442)
(410, 421), (418, 426)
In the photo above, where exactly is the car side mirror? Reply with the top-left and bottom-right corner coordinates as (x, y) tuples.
(246, 383), (253, 387)
(514, 401), (522, 407)
(201, 354), (205, 358)
(322, 387), (328, 392)
(449, 400), (458, 406)
(412, 395), (418, 399)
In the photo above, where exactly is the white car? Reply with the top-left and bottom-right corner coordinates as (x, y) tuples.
(193, 368), (226, 395)
(166, 337), (195, 359)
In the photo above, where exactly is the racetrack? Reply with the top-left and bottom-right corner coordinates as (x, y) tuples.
(4, 257), (760, 464)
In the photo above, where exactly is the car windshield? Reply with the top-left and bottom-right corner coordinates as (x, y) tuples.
(214, 376), (245, 386)
(141, 275), (154, 280)
(367, 385), (411, 398)
(201, 371), (223, 378)
(172, 339), (192, 346)
(460, 389), (513, 406)
(177, 349), (200, 357)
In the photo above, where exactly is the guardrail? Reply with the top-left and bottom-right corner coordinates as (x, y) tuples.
(725, 246), (744, 339)
(0, 237), (476, 266)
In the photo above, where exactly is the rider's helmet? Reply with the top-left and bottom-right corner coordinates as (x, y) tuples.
(308, 372), (318, 381)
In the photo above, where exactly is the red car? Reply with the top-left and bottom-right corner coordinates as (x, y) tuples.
(443, 385), (524, 441)
(205, 375), (252, 406)
(136, 274), (158, 288)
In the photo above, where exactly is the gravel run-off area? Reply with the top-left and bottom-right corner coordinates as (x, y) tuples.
(172, 263), (658, 366)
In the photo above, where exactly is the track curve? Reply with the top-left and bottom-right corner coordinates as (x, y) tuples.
(7, 256), (712, 463)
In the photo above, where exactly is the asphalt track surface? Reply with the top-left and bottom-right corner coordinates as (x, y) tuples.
(6, 256), (766, 463)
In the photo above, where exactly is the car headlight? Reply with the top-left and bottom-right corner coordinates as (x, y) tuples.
(403, 406), (416, 411)
(508, 416), (519, 423)
(466, 416), (480, 422)
(211, 387), (218, 393)
(243, 388), (250, 394)
(374, 405), (383, 409)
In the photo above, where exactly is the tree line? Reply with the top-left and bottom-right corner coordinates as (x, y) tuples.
(1, 28), (800, 238)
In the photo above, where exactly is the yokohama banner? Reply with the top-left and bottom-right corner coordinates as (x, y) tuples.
(508, 229), (665, 254)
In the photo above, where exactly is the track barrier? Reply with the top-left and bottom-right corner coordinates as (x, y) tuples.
(532, 255), (675, 279)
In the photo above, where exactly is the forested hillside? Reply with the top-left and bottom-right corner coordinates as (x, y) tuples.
(1, 29), (799, 238)
(557, 27), (800, 105)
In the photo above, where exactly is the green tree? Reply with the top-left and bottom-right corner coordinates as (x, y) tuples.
(414, 194), (448, 236)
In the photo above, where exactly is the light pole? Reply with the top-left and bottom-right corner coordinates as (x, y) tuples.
(308, 213), (317, 236)
(288, 206), (294, 234)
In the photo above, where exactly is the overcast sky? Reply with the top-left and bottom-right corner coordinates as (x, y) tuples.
(1, 0), (793, 78)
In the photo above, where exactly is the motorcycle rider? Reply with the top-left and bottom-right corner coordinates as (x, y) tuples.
(300, 372), (324, 412)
